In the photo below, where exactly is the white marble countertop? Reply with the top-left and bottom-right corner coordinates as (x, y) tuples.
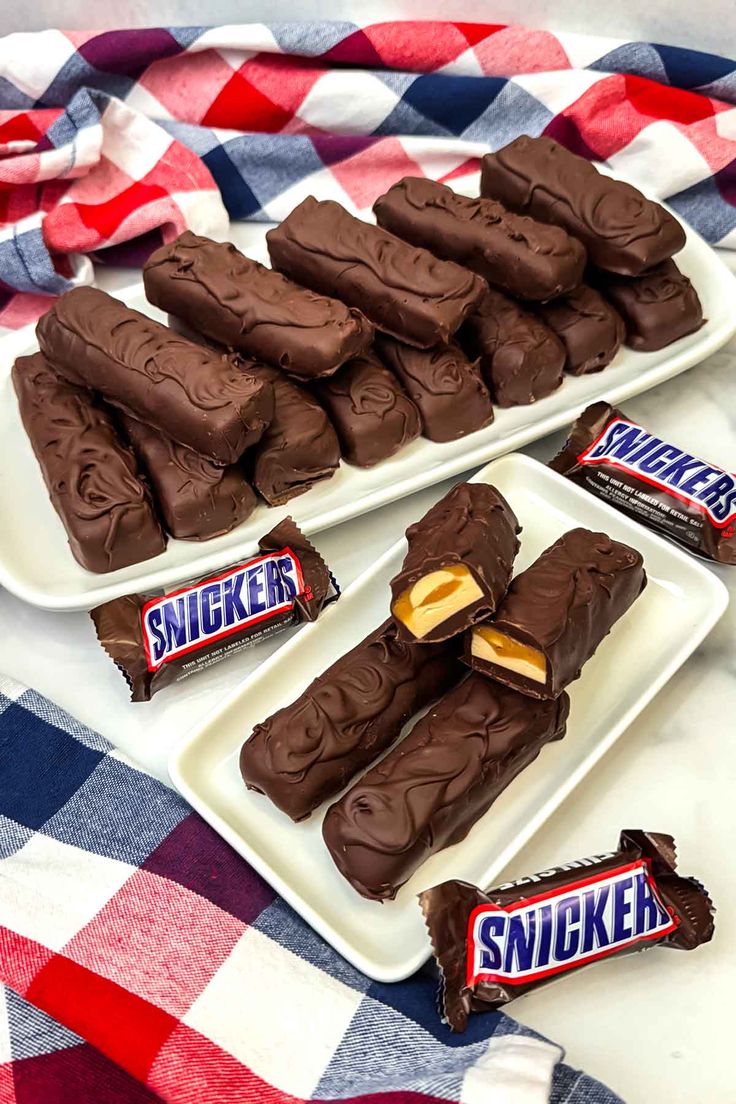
(1, 238), (734, 1103)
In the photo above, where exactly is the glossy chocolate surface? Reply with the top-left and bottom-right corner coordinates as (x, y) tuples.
(37, 287), (273, 464)
(323, 674), (569, 900)
(266, 197), (487, 348)
(375, 336), (494, 442)
(373, 176), (586, 301)
(121, 415), (257, 541)
(316, 351), (421, 467)
(466, 527), (647, 698)
(390, 482), (520, 642)
(480, 135), (685, 276)
(538, 285), (624, 374)
(240, 618), (461, 821)
(593, 260), (703, 351)
(13, 353), (165, 573)
(460, 288), (565, 407)
(143, 231), (374, 379)
(247, 364), (341, 505)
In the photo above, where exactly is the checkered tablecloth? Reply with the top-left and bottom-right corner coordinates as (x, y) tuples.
(0, 20), (734, 331)
(0, 674), (623, 1103)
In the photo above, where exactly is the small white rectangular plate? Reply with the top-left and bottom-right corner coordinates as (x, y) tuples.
(2, 171), (736, 610)
(168, 453), (728, 982)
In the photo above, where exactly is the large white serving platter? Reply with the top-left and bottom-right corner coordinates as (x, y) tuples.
(3, 173), (736, 610)
(168, 453), (728, 982)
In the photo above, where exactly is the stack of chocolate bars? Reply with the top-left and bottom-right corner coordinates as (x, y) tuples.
(240, 479), (647, 901)
(15, 135), (702, 575)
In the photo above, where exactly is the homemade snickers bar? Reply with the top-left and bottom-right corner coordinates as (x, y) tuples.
(267, 197), (486, 348)
(467, 527), (646, 698)
(390, 483), (520, 642)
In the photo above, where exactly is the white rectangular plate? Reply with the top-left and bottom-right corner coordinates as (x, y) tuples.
(3, 173), (736, 610)
(168, 453), (728, 982)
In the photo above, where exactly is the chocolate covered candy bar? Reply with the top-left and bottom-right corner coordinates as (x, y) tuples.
(537, 285), (624, 375)
(481, 135), (685, 276)
(421, 830), (714, 1030)
(240, 619), (460, 821)
(143, 231), (374, 379)
(375, 336), (494, 442)
(373, 176), (586, 301)
(267, 197), (486, 348)
(121, 415), (257, 541)
(390, 483), (520, 642)
(467, 527), (646, 699)
(316, 352), (421, 467)
(551, 401), (736, 564)
(37, 287), (273, 464)
(592, 260), (703, 351)
(92, 519), (337, 701)
(13, 353), (166, 573)
(247, 364), (340, 505)
(323, 674), (569, 901)
(460, 288), (565, 406)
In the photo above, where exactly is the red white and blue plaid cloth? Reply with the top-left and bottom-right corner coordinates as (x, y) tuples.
(0, 673), (622, 1103)
(0, 21), (735, 332)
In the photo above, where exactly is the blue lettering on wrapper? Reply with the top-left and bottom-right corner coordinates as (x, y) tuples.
(144, 608), (167, 665)
(477, 914), (505, 971)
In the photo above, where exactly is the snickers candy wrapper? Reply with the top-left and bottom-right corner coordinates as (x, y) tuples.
(420, 830), (714, 1032)
(551, 401), (736, 564)
(91, 518), (339, 701)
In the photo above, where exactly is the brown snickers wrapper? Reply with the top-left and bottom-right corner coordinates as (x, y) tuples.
(420, 830), (714, 1032)
(551, 401), (736, 564)
(92, 518), (339, 701)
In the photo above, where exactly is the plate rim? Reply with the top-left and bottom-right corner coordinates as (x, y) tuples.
(167, 452), (730, 982)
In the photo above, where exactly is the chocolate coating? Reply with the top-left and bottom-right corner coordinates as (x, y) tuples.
(247, 364), (340, 505)
(239, 618), (461, 821)
(316, 352), (421, 467)
(459, 288), (565, 407)
(537, 285), (624, 375)
(373, 176), (586, 301)
(322, 674), (569, 900)
(375, 336), (494, 442)
(592, 260), (704, 351)
(390, 482), (520, 642)
(13, 353), (166, 573)
(120, 415), (257, 541)
(143, 231), (374, 380)
(480, 135), (685, 276)
(466, 527), (647, 699)
(37, 287), (273, 465)
(267, 197), (487, 348)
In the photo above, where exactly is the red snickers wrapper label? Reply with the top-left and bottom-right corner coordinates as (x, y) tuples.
(420, 831), (714, 1032)
(92, 518), (339, 701)
(551, 401), (736, 564)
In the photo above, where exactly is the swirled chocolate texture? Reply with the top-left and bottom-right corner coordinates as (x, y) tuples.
(322, 674), (569, 900)
(36, 287), (274, 464)
(592, 260), (703, 351)
(480, 135), (685, 276)
(266, 197), (487, 348)
(143, 231), (374, 380)
(13, 353), (166, 573)
(247, 364), (340, 505)
(120, 415), (257, 541)
(316, 352), (421, 467)
(375, 336), (494, 442)
(466, 527), (647, 699)
(240, 618), (461, 821)
(459, 288), (565, 407)
(373, 176), (586, 301)
(390, 483), (520, 643)
(537, 285), (624, 375)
